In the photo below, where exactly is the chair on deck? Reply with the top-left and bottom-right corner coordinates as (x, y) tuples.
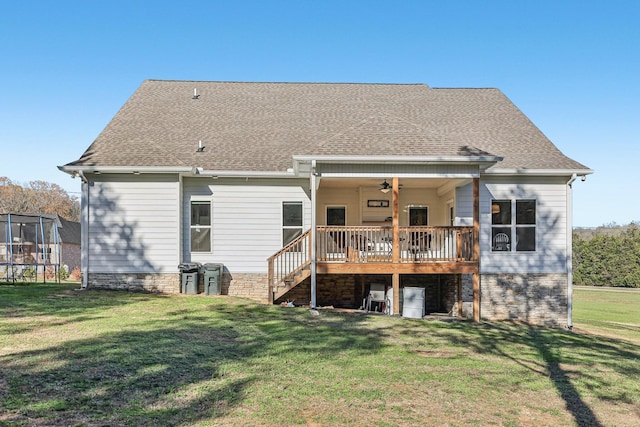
(329, 230), (346, 250)
(350, 234), (374, 252)
(409, 232), (431, 260)
(493, 233), (510, 251)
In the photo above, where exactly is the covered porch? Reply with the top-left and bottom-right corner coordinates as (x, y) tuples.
(269, 170), (482, 321)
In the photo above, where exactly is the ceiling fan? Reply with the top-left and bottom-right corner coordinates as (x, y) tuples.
(379, 179), (402, 193)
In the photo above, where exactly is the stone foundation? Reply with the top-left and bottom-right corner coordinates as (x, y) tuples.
(88, 273), (180, 293)
(277, 274), (458, 313)
(87, 271), (270, 302)
(451, 274), (475, 319)
(480, 273), (568, 327)
(87, 270), (570, 327)
(223, 272), (270, 303)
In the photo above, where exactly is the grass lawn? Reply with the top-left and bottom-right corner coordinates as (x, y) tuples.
(1, 284), (639, 426)
(572, 287), (640, 344)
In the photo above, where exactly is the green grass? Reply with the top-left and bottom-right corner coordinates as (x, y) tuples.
(1, 283), (639, 426)
(573, 287), (640, 343)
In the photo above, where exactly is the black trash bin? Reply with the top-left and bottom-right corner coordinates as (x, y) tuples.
(201, 263), (223, 295)
(178, 262), (201, 294)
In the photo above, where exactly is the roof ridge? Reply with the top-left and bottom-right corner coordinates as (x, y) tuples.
(144, 79), (428, 87)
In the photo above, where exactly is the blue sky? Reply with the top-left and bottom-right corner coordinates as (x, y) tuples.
(1, 0), (638, 227)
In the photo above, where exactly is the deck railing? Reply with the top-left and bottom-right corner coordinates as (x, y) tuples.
(267, 229), (311, 292)
(317, 226), (474, 263)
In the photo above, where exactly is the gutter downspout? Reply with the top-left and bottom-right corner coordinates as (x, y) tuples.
(310, 160), (317, 309)
(79, 171), (90, 289)
(566, 173), (577, 329)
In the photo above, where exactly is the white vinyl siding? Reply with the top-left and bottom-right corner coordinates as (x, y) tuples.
(182, 178), (311, 273)
(87, 174), (180, 273)
(479, 176), (568, 274)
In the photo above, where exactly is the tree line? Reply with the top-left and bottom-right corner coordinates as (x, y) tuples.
(573, 223), (640, 287)
(0, 177), (80, 222)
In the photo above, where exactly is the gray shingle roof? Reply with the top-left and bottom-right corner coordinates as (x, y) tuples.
(57, 216), (81, 245)
(66, 80), (589, 172)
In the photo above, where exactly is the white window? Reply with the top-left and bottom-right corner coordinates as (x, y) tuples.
(282, 201), (303, 246)
(190, 201), (211, 252)
(491, 199), (536, 252)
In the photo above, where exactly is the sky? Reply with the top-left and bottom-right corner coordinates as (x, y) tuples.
(1, 0), (638, 227)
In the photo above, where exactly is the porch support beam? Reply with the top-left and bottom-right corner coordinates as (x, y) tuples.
(392, 272), (400, 315)
(472, 177), (480, 322)
(457, 274), (463, 318)
(310, 161), (317, 309)
(392, 177), (400, 315)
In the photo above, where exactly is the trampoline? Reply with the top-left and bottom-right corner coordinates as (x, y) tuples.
(1, 213), (62, 283)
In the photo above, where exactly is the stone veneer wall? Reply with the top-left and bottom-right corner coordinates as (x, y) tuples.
(221, 273), (270, 303)
(278, 274), (459, 312)
(276, 275), (362, 307)
(451, 274), (474, 319)
(400, 275), (457, 314)
(88, 273), (180, 294)
(480, 273), (568, 327)
(88, 271), (270, 302)
(88, 271), (569, 327)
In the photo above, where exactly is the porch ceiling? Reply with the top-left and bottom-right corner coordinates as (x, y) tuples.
(318, 177), (455, 189)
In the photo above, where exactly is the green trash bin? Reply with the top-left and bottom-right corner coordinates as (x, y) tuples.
(178, 262), (200, 294)
(202, 263), (223, 295)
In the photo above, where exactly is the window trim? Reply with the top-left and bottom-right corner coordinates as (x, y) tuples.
(282, 201), (304, 246)
(326, 205), (347, 226)
(190, 198), (212, 253)
(407, 205), (429, 226)
(491, 199), (537, 253)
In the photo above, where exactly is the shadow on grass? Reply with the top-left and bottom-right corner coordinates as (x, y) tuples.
(0, 297), (381, 426)
(3, 285), (639, 426)
(386, 320), (640, 427)
(0, 283), (147, 335)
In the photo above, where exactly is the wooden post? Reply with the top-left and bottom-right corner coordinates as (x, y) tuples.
(472, 177), (480, 322)
(267, 257), (274, 304)
(457, 274), (463, 318)
(392, 177), (400, 263)
(393, 272), (400, 316)
(392, 177), (400, 315)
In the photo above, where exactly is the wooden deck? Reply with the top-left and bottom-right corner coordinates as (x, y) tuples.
(315, 226), (476, 274)
(268, 226), (478, 302)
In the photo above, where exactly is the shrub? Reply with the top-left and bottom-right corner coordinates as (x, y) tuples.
(69, 266), (82, 281)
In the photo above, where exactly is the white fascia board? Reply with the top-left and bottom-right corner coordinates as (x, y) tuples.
(194, 169), (298, 178)
(292, 155), (503, 165)
(58, 165), (193, 175)
(319, 172), (479, 179)
(484, 168), (594, 177)
(59, 165), (298, 179)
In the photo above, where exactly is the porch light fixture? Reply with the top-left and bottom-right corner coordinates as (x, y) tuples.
(379, 180), (392, 193)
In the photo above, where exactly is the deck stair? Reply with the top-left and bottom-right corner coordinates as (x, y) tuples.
(273, 265), (311, 301)
(267, 230), (311, 303)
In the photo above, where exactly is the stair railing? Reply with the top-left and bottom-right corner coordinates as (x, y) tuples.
(267, 229), (311, 303)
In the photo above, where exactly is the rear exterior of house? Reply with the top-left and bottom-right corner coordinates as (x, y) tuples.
(59, 80), (591, 327)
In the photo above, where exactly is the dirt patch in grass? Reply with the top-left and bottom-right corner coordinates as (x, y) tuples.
(412, 349), (465, 358)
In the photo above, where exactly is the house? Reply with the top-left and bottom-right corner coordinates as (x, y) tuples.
(56, 216), (81, 273)
(59, 80), (591, 327)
